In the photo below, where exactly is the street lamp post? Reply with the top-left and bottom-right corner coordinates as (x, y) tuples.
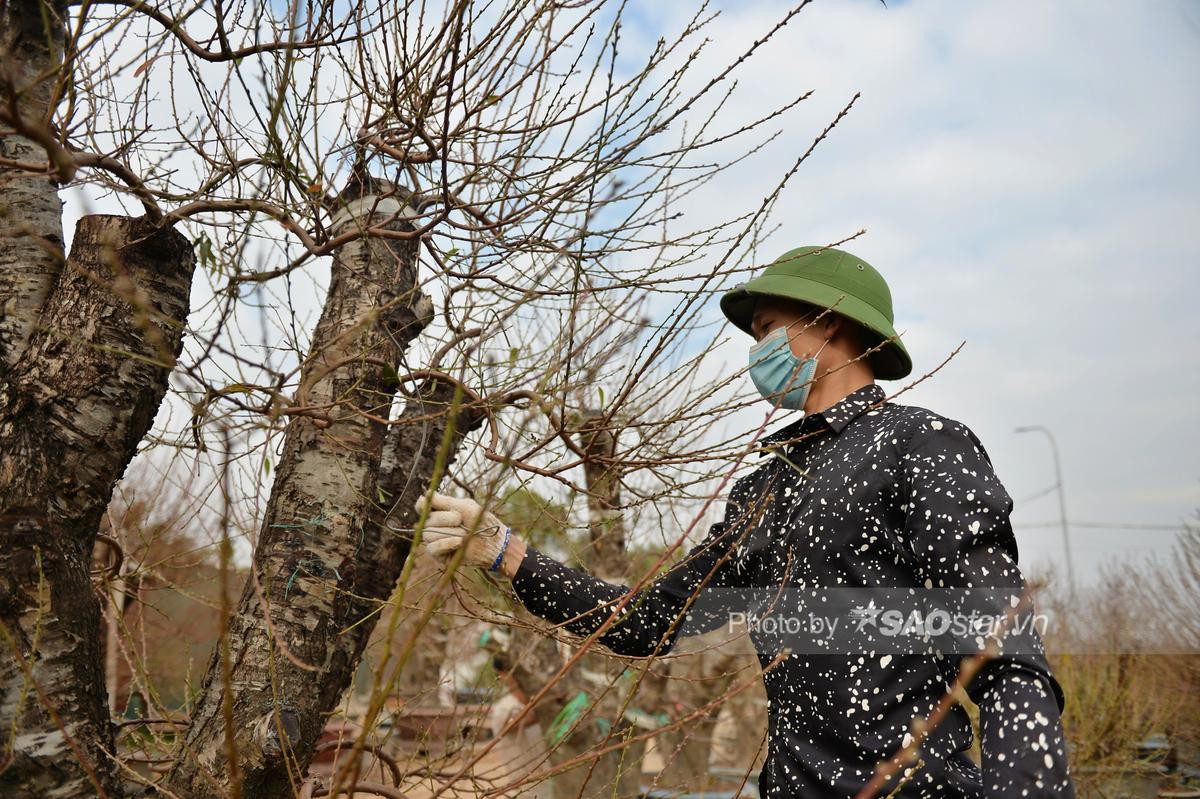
(1015, 425), (1077, 599)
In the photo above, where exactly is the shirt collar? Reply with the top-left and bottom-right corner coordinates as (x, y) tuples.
(755, 383), (887, 454)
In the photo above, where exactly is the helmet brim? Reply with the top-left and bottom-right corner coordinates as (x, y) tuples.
(720, 279), (913, 381)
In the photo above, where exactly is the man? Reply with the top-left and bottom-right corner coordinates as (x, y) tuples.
(415, 246), (1076, 798)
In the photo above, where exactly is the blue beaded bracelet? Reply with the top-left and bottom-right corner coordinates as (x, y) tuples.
(489, 526), (512, 572)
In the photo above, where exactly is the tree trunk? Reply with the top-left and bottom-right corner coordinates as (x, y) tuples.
(0, 0), (67, 372)
(357, 376), (488, 707)
(576, 412), (627, 582)
(0, 214), (196, 798)
(163, 179), (482, 799)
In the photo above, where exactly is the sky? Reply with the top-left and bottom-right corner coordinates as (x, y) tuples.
(642, 0), (1200, 586)
(59, 0), (1199, 586)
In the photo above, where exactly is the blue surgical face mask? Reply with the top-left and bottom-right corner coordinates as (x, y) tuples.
(747, 325), (830, 410)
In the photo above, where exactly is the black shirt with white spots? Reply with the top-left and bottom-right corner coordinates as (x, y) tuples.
(510, 383), (1075, 798)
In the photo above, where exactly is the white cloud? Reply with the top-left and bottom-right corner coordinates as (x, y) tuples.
(55, 0), (1197, 583)
(634, 0), (1200, 583)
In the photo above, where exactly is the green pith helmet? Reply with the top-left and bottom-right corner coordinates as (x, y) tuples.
(720, 245), (912, 380)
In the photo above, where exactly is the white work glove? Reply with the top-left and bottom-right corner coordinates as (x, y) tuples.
(413, 492), (513, 571)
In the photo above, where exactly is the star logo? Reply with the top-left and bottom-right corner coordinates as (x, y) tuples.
(849, 600), (883, 633)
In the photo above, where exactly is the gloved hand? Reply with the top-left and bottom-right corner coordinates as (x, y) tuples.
(413, 492), (513, 571)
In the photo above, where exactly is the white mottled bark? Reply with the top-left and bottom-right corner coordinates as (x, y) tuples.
(0, 215), (196, 797)
(0, 0), (67, 372)
(164, 179), (482, 799)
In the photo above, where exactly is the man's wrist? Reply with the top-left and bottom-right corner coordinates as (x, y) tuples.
(498, 534), (527, 579)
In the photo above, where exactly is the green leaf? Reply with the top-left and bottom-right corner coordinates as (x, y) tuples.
(196, 233), (216, 275)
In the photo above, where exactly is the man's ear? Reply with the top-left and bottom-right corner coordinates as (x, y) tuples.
(835, 318), (874, 367)
(822, 311), (843, 340)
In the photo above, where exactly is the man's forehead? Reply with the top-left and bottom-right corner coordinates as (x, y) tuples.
(752, 296), (796, 318)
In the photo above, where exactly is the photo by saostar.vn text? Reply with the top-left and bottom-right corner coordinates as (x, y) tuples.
(665, 587), (1052, 656)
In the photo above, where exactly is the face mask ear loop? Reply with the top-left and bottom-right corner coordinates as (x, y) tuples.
(814, 333), (832, 362)
(807, 334), (834, 385)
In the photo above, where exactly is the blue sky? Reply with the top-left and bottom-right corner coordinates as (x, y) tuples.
(61, 0), (1199, 583)
(637, 0), (1200, 585)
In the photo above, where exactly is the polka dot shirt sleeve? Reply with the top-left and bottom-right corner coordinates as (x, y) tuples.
(509, 491), (753, 658)
(977, 670), (1074, 798)
(899, 416), (1075, 798)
